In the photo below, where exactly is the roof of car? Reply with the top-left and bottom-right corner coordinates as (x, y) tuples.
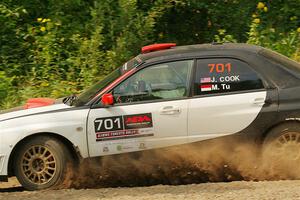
(138, 43), (263, 63)
(136, 43), (300, 90)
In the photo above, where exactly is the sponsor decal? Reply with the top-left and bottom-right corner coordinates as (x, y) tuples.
(122, 145), (134, 150)
(103, 146), (109, 152)
(124, 113), (153, 129)
(139, 143), (146, 150)
(139, 129), (153, 134)
(96, 131), (153, 141)
(102, 139), (139, 146)
(102, 139), (141, 152)
(116, 145), (122, 151)
(94, 113), (154, 141)
(116, 144), (134, 151)
(97, 129), (139, 138)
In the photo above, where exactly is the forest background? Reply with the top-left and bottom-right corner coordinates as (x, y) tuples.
(0, 0), (299, 109)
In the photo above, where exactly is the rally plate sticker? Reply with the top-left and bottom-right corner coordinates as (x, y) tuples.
(94, 113), (154, 141)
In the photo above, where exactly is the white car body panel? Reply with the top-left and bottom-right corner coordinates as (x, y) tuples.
(187, 91), (267, 142)
(87, 99), (189, 157)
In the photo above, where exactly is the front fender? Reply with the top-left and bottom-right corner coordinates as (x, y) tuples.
(0, 108), (90, 176)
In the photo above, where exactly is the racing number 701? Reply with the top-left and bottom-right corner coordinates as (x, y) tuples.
(95, 117), (122, 132)
(208, 63), (231, 73)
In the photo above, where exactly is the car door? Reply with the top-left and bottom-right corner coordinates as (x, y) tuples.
(87, 60), (194, 157)
(188, 58), (268, 142)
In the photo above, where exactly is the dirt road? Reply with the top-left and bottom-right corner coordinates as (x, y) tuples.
(2, 139), (300, 199)
(1, 178), (300, 200)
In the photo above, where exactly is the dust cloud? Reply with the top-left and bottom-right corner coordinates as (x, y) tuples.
(69, 137), (300, 189)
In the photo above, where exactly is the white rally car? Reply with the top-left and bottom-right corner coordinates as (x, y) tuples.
(1, 43), (300, 190)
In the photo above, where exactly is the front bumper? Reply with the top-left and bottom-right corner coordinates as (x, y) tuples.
(0, 154), (8, 181)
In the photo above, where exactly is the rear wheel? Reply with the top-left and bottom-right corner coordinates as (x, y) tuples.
(263, 122), (300, 178)
(14, 136), (74, 190)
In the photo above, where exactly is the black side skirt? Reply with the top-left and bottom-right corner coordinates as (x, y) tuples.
(0, 175), (8, 182)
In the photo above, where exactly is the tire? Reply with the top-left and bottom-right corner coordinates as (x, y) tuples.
(262, 122), (300, 178)
(14, 135), (74, 190)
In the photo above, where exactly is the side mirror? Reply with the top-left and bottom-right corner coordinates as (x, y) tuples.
(101, 93), (114, 106)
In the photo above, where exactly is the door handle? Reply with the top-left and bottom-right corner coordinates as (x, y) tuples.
(159, 106), (181, 115)
(253, 98), (265, 106)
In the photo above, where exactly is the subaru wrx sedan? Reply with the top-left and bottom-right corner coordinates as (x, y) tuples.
(1, 43), (300, 190)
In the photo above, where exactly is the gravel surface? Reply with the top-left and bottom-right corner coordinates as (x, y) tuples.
(2, 138), (300, 199)
(1, 178), (300, 200)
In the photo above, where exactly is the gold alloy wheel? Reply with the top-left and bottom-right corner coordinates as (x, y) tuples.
(271, 132), (300, 161)
(21, 145), (57, 185)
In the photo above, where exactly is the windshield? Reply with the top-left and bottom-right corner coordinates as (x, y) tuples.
(73, 57), (141, 106)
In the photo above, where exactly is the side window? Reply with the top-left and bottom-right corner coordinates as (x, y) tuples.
(112, 60), (193, 104)
(194, 58), (264, 96)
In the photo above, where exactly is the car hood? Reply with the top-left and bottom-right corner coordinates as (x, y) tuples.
(0, 103), (71, 122)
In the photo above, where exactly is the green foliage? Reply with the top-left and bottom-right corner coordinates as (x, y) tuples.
(0, 0), (299, 109)
(247, 1), (300, 61)
(214, 29), (237, 43)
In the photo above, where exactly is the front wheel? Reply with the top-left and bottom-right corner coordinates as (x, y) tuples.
(14, 135), (74, 190)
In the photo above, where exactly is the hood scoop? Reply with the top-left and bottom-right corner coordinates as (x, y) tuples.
(24, 98), (55, 109)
